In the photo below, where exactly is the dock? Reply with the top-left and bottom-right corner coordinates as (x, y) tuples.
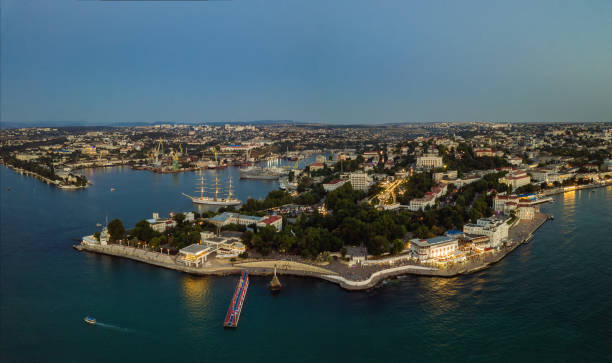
(224, 271), (249, 328)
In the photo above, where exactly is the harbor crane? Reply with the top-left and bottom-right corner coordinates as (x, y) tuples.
(151, 139), (164, 167)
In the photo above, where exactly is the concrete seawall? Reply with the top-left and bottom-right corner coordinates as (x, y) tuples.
(75, 213), (550, 291)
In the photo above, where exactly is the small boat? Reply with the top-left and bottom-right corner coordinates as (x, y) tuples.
(84, 316), (96, 325)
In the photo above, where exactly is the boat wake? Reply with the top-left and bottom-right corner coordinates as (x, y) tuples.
(95, 322), (138, 334)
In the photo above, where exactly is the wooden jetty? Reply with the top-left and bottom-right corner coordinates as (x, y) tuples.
(224, 271), (249, 328)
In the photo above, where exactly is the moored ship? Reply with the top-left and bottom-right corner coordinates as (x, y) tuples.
(182, 175), (241, 206)
(239, 166), (282, 180)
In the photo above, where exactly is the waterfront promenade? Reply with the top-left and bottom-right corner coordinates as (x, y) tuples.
(75, 212), (549, 290)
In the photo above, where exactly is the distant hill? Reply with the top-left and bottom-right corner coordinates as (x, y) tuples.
(0, 120), (306, 129)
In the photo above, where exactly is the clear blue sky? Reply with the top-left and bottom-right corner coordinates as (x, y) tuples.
(1, 0), (611, 124)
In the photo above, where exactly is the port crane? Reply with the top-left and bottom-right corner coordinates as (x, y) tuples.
(150, 139), (164, 167)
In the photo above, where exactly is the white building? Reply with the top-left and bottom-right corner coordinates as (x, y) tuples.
(81, 227), (109, 246)
(256, 215), (283, 231)
(433, 170), (458, 183)
(407, 184), (447, 211)
(516, 204), (535, 220)
(199, 232), (246, 258)
(416, 153), (443, 170)
(463, 217), (509, 247)
(493, 194), (520, 212)
(177, 244), (214, 267)
(208, 212), (283, 231)
(408, 194), (436, 211)
(499, 172), (531, 190)
(507, 156), (523, 166)
(348, 172), (373, 192)
(146, 213), (178, 233)
(529, 169), (552, 183)
(409, 236), (459, 261)
(323, 179), (348, 192)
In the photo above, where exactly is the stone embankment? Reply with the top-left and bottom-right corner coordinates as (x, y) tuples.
(75, 212), (550, 290)
(4, 164), (88, 189)
(541, 181), (612, 196)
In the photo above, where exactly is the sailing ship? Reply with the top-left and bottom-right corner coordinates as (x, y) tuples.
(182, 175), (241, 206)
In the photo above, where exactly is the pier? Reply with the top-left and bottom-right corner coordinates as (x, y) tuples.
(224, 272), (249, 328)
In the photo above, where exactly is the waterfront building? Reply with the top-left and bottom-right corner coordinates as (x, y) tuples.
(493, 194), (520, 212)
(348, 172), (373, 192)
(409, 236), (459, 261)
(445, 230), (464, 239)
(462, 235), (492, 252)
(81, 227), (109, 246)
(177, 244), (214, 267)
(499, 171), (531, 190)
(529, 169), (553, 183)
(517, 204), (535, 220)
(323, 179), (347, 192)
(463, 217), (509, 247)
(416, 153), (443, 170)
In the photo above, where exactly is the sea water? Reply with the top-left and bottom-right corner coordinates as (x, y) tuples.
(1, 167), (611, 362)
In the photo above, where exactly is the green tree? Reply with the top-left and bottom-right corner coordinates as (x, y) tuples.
(366, 235), (389, 256)
(107, 219), (126, 242)
(391, 239), (405, 254)
(173, 213), (186, 225)
(415, 225), (433, 239)
(130, 219), (157, 242)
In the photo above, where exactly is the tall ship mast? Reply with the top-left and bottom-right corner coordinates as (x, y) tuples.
(182, 175), (241, 206)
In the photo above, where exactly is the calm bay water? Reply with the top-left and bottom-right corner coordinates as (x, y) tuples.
(1, 166), (611, 362)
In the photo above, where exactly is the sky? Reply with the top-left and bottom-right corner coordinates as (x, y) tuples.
(1, 0), (611, 124)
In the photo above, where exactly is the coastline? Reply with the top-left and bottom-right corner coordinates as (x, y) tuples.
(2, 164), (89, 189)
(74, 212), (549, 290)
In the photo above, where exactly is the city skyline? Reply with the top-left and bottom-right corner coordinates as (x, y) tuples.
(2, 0), (612, 124)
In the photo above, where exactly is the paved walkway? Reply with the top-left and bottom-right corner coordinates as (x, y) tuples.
(235, 260), (337, 275)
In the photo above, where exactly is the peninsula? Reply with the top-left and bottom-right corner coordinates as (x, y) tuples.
(4, 122), (611, 288)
